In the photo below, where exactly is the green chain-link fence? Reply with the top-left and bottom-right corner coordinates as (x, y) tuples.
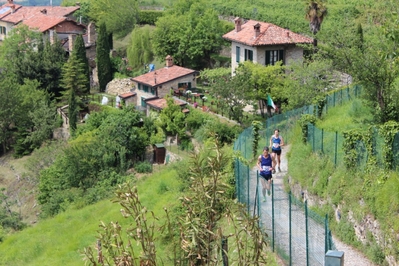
(233, 86), (364, 265)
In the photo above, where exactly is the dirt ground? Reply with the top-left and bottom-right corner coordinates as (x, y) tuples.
(0, 153), (40, 225)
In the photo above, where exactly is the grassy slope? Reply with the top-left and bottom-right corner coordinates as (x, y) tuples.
(0, 165), (182, 266)
(286, 99), (399, 264)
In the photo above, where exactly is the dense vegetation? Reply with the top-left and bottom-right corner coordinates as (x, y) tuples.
(1, 0), (399, 264)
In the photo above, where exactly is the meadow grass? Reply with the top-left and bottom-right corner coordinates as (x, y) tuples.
(0, 165), (182, 266)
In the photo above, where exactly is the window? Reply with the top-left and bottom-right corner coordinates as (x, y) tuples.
(143, 85), (149, 92)
(236, 46), (240, 63)
(141, 97), (146, 107)
(265, 50), (284, 65)
(150, 87), (156, 95)
(244, 49), (253, 61)
(0, 26), (6, 35)
(138, 84), (141, 90)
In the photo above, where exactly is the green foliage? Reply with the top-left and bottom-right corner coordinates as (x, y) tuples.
(152, 1), (226, 68)
(68, 88), (78, 134)
(158, 96), (186, 138)
(89, 0), (139, 37)
(38, 107), (150, 217)
(0, 189), (26, 232)
(342, 129), (364, 169)
(127, 25), (154, 69)
(135, 161), (153, 173)
(73, 34), (90, 94)
(138, 10), (164, 25)
(379, 121), (399, 170)
(313, 95), (326, 118)
(96, 23), (113, 92)
(251, 121), (263, 159)
(298, 114), (316, 143)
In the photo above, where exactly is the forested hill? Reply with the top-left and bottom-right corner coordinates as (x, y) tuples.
(0, 0), (61, 6)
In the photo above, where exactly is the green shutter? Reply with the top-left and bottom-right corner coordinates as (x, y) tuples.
(266, 51), (270, 65)
(279, 50), (284, 64)
(236, 46), (240, 63)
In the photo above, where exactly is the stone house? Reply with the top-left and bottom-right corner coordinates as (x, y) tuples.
(223, 17), (314, 75)
(131, 55), (197, 112)
(0, 0), (84, 44)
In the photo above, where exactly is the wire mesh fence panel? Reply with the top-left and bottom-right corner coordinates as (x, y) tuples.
(356, 140), (368, 171)
(290, 195), (308, 266)
(308, 209), (327, 266)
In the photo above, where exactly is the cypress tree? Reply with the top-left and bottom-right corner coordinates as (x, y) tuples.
(73, 34), (91, 94)
(68, 87), (77, 134)
(96, 23), (113, 92)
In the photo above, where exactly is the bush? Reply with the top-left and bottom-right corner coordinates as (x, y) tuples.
(138, 10), (164, 25)
(135, 161), (153, 173)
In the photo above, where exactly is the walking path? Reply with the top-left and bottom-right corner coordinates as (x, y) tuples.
(250, 145), (375, 265)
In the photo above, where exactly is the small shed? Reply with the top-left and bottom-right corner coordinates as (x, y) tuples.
(154, 143), (166, 164)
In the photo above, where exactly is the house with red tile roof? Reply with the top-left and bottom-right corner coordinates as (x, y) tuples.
(0, 0), (85, 47)
(223, 17), (314, 74)
(131, 55), (197, 113)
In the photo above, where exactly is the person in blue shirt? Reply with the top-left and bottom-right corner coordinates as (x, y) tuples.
(270, 129), (284, 173)
(257, 146), (275, 202)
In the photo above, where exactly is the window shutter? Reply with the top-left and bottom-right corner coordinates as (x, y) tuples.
(265, 51), (270, 65)
(279, 50), (284, 64)
(236, 46), (240, 63)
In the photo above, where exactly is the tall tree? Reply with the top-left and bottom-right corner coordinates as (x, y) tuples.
(127, 25), (154, 69)
(200, 67), (252, 123)
(89, 0), (139, 37)
(152, 2), (226, 68)
(41, 39), (68, 98)
(14, 79), (60, 157)
(0, 77), (21, 154)
(96, 23), (113, 92)
(321, 20), (399, 123)
(305, 0), (327, 35)
(68, 87), (78, 134)
(73, 34), (91, 94)
(0, 25), (43, 84)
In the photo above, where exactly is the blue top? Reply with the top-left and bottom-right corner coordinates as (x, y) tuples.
(260, 154), (272, 175)
(271, 136), (282, 151)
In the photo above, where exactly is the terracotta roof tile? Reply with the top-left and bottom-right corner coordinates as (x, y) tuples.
(22, 13), (66, 32)
(131, 65), (196, 87)
(146, 97), (186, 110)
(223, 19), (313, 46)
(119, 92), (136, 98)
(0, 5), (79, 24)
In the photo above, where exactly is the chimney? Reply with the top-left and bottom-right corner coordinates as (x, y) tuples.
(87, 22), (96, 44)
(286, 31), (290, 37)
(10, 4), (15, 13)
(68, 34), (76, 52)
(49, 29), (57, 45)
(154, 71), (157, 84)
(7, 0), (13, 4)
(41, 9), (47, 14)
(165, 55), (173, 67)
(234, 17), (241, 32)
(254, 23), (260, 38)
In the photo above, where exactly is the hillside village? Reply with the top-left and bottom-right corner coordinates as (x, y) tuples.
(0, 0), (399, 265)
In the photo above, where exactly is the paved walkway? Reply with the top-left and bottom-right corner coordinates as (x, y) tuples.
(248, 145), (375, 265)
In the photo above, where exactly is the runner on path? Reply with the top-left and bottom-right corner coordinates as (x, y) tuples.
(257, 146), (275, 201)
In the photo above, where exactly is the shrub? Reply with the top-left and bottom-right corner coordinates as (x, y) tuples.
(135, 161), (153, 173)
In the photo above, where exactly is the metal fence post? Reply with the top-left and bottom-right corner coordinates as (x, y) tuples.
(247, 165), (250, 213)
(335, 132), (338, 166)
(312, 124), (315, 152)
(256, 171), (260, 219)
(333, 92), (336, 107)
(237, 159), (240, 202)
(325, 214), (328, 254)
(305, 200), (309, 266)
(289, 192), (292, 266)
(321, 128), (324, 153)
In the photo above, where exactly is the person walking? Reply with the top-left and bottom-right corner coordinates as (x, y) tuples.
(270, 129), (284, 172)
(257, 146), (275, 202)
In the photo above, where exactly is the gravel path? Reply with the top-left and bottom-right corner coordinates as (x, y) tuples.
(250, 145), (376, 266)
